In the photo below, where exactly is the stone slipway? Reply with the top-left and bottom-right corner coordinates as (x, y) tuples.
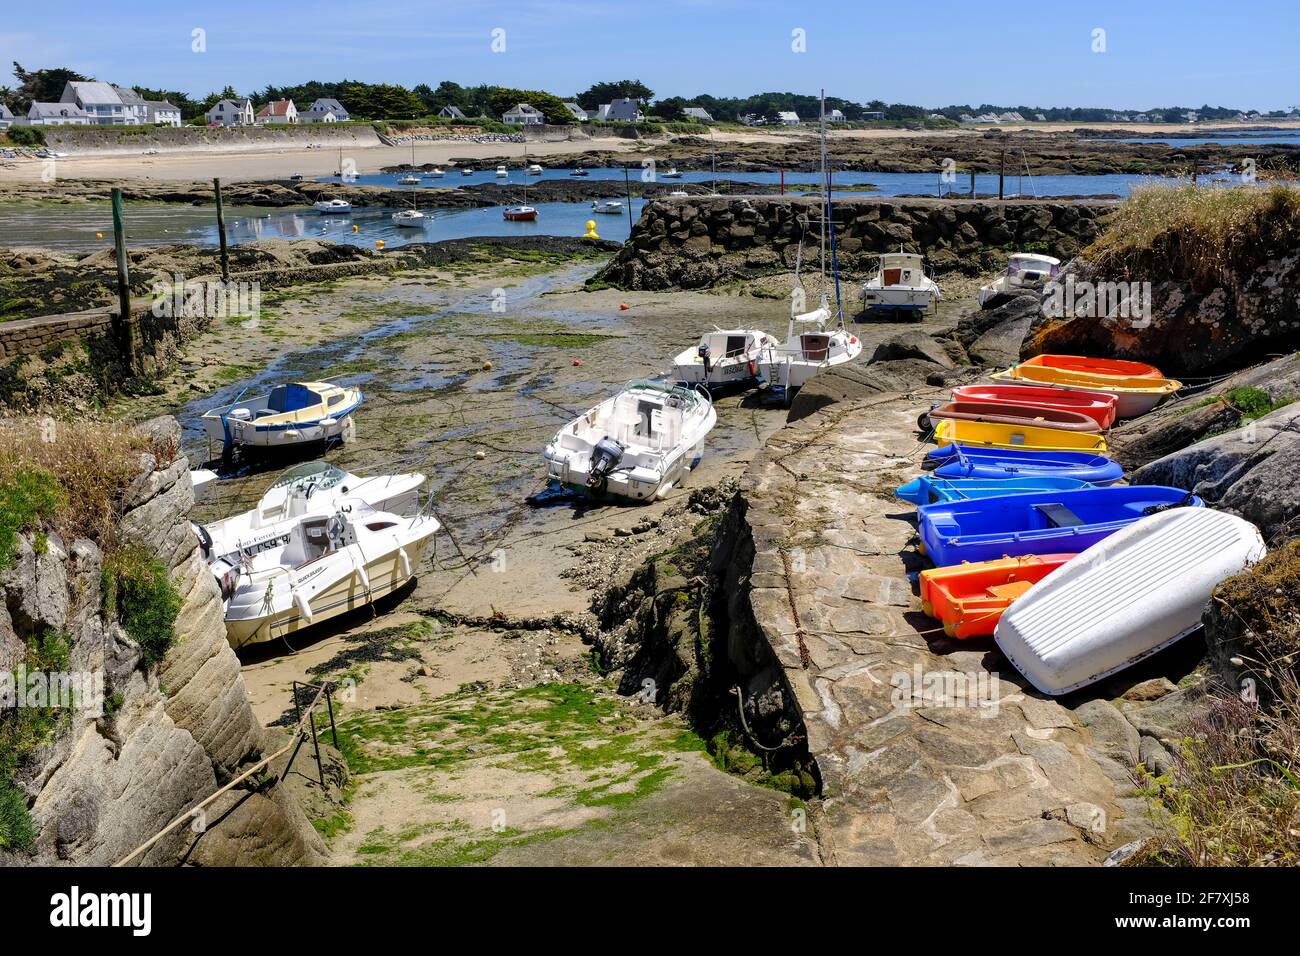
(740, 389), (1143, 866)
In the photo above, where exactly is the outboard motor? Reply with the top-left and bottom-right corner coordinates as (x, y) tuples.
(192, 521), (213, 561)
(210, 557), (241, 602)
(586, 437), (625, 494)
(698, 342), (712, 375)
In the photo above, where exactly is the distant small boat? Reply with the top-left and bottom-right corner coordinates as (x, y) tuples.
(398, 174), (420, 185)
(896, 475), (1092, 506)
(668, 190), (689, 198)
(422, 168), (444, 178)
(569, 168), (589, 177)
(392, 208), (426, 227)
(921, 553), (1076, 639)
(503, 205), (537, 221)
(996, 508), (1266, 694)
(313, 199), (352, 214)
(592, 200), (625, 215)
(661, 166), (682, 178)
(923, 400), (1101, 433)
(932, 418), (1109, 453)
(952, 384), (1118, 429)
(917, 485), (1202, 567)
(496, 165), (508, 177)
(926, 446), (1124, 484)
(526, 163), (543, 175)
(461, 168), (474, 176)
(978, 253), (1061, 309)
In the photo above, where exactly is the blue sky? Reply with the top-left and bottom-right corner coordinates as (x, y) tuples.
(4, 0), (1298, 109)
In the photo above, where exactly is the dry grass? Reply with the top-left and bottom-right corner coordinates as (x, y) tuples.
(0, 417), (174, 558)
(1085, 182), (1300, 290)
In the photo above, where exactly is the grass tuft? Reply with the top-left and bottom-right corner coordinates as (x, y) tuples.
(102, 544), (182, 668)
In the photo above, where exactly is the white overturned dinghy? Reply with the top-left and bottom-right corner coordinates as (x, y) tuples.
(995, 508), (1266, 695)
(216, 501), (439, 649)
(543, 380), (716, 502)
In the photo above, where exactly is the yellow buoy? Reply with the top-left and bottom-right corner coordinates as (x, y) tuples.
(352, 224), (359, 233)
(375, 240), (385, 249)
(583, 219), (599, 239)
(96, 232), (104, 240)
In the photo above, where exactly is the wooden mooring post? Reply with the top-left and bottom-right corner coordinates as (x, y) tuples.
(110, 188), (137, 365)
(999, 149), (1006, 200)
(214, 177), (230, 281)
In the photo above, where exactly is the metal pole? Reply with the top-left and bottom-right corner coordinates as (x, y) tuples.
(214, 177), (230, 282)
(999, 149), (1005, 200)
(110, 188), (136, 365)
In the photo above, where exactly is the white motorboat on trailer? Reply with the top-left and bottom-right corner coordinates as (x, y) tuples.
(193, 461), (426, 565)
(861, 251), (941, 315)
(214, 501), (439, 649)
(978, 253), (1061, 309)
(201, 381), (362, 452)
(543, 380), (716, 502)
(313, 199), (352, 214)
(671, 328), (777, 388)
(995, 507), (1266, 695)
(758, 304), (862, 391)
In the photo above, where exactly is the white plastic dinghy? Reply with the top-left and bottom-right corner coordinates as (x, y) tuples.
(995, 507), (1266, 695)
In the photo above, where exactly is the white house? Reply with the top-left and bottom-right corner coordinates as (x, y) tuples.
(0, 104), (13, 129)
(256, 100), (298, 124)
(605, 98), (642, 122)
(145, 101), (182, 126)
(776, 111), (800, 125)
(27, 102), (91, 125)
(58, 81), (139, 125)
(502, 103), (544, 125)
(437, 105), (467, 120)
(827, 108), (846, 122)
(562, 102), (587, 122)
(682, 106), (713, 122)
(206, 98), (255, 126)
(301, 98), (350, 123)
(1185, 110), (1199, 123)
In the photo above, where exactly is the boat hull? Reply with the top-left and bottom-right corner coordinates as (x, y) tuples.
(896, 475), (1092, 505)
(952, 384), (1118, 429)
(503, 209), (537, 221)
(201, 410), (357, 450)
(926, 446), (1124, 484)
(995, 509), (1266, 694)
(924, 400), (1101, 433)
(990, 367), (1180, 418)
(920, 554), (1076, 638)
(932, 418), (1109, 453)
(1017, 354), (1163, 380)
(545, 439), (706, 503)
(917, 485), (1202, 567)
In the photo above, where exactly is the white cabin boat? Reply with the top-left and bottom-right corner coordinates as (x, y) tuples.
(215, 501), (438, 648)
(592, 200), (625, 215)
(861, 252), (941, 315)
(757, 304), (863, 390)
(526, 163), (543, 175)
(392, 208), (426, 227)
(978, 253), (1061, 309)
(672, 328), (778, 388)
(201, 381), (362, 452)
(398, 174), (420, 185)
(193, 461), (426, 565)
(423, 168), (444, 178)
(995, 508), (1266, 695)
(461, 168), (474, 176)
(495, 165), (508, 177)
(313, 199), (352, 214)
(661, 167), (682, 179)
(543, 380), (716, 502)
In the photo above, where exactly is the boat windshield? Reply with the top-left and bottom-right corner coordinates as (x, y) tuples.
(626, 379), (700, 408)
(271, 462), (347, 490)
(1009, 256), (1060, 276)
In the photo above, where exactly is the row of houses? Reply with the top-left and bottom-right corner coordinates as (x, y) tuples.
(0, 81), (183, 128)
(203, 97), (350, 126)
(738, 108), (847, 126)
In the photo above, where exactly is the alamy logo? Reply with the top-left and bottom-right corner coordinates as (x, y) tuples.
(49, 886), (152, 936)
(1042, 274), (1152, 328)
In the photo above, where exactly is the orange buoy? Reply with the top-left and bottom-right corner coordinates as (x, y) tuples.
(573, 359), (581, 367)
(619, 303), (629, 311)
(375, 240), (385, 249)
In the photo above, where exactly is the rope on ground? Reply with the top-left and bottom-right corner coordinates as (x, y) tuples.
(113, 683), (330, 867)
(730, 686), (803, 753)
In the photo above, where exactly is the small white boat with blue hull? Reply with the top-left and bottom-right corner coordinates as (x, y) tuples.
(201, 381), (363, 453)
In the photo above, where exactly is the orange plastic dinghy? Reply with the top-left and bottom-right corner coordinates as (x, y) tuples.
(1017, 354), (1164, 380)
(919, 554), (1076, 638)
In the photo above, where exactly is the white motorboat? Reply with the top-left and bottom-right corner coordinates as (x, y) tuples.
(313, 199), (352, 214)
(392, 208), (426, 227)
(978, 253), (1061, 309)
(461, 168), (474, 176)
(214, 501), (439, 648)
(671, 328), (778, 388)
(592, 199), (625, 215)
(995, 508), (1266, 695)
(526, 163), (543, 175)
(543, 380), (716, 502)
(398, 174), (421, 185)
(496, 165), (508, 177)
(423, 168), (444, 178)
(757, 304), (863, 391)
(661, 166), (682, 179)
(668, 190), (689, 198)
(200, 381), (363, 452)
(193, 460), (426, 565)
(861, 251), (941, 315)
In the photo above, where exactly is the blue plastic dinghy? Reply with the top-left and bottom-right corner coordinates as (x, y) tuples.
(918, 486), (1202, 566)
(896, 475), (1092, 506)
(925, 445), (1124, 485)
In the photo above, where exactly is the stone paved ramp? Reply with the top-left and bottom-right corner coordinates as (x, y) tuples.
(742, 392), (1130, 866)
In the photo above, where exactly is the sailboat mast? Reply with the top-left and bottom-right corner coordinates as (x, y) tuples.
(820, 89), (845, 329)
(818, 93), (827, 299)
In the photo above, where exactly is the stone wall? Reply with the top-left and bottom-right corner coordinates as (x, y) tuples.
(594, 195), (1113, 292)
(3, 418), (324, 866)
(44, 122), (382, 155)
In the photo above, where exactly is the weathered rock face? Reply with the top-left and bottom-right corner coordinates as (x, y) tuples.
(595, 196), (1111, 292)
(952, 293), (1041, 367)
(5, 418), (323, 866)
(1131, 402), (1300, 542)
(1023, 251), (1300, 376)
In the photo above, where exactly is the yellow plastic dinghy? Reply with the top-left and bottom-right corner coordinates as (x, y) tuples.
(932, 417), (1109, 453)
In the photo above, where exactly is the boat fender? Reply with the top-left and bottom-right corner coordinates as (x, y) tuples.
(354, 561), (371, 592)
(398, 546), (412, 579)
(191, 520), (213, 560)
(293, 588), (314, 623)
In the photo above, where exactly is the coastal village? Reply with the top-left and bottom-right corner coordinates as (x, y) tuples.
(0, 21), (1298, 900)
